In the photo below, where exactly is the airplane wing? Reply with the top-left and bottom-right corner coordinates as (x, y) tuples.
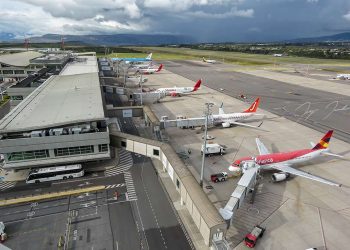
(228, 121), (267, 131)
(255, 138), (270, 155)
(270, 164), (341, 187)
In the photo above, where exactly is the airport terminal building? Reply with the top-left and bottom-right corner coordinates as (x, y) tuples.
(0, 54), (110, 170)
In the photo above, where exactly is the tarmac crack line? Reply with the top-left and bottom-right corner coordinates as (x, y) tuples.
(318, 208), (327, 250)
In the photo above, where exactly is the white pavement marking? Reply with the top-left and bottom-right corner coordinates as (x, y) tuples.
(0, 181), (16, 191)
(105, 149), (133, 177)
(124, 172), (137, 201)
(105, 183), (126, 189)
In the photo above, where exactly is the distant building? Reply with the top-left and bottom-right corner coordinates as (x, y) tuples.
(0, 54), (110, 170)
(0, 50), (71, 83)
(0, 51), (43, 82)
(7, 67), (57, 106)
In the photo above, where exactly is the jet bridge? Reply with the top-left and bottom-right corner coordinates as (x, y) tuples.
(219, 161), (260, 227)
(160, 116), (213, 129)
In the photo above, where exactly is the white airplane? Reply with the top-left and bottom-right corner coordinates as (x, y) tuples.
(211, 98), (264, 129)
(229, 130), (343, 187)
(202, 57), (216, 64)
(155, 79), (202, 96)
(132, 62), (153, 70)
(336, 74), (350, 80)
(138, 64), (163, 74)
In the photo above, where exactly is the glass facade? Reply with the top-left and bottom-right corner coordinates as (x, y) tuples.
(7, 150), (49, 162)
(54, 145), (94, 157)
(98, 144), (109, 152)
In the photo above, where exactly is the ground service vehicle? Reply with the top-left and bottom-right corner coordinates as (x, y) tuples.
(210, 172), (228, 183)
(0, 222), (7, 243)
(26, 164), (84, 184)
(201, 143), (226, 156)
(244, 225), (265, 248)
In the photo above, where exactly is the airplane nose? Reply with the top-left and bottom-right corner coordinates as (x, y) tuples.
(228, 165), (235, 172)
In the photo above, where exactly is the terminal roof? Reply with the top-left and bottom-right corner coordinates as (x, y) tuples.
(0, 51), (43, 67)
(0, 72), (104, 133)
(60, 56), (99, 75)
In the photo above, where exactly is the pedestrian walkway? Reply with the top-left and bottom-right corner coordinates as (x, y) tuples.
(0, 181), (16, 191)
(105, 149), (133, 177)
(105, 183), (125, 189)
(124, 171), (137, 201)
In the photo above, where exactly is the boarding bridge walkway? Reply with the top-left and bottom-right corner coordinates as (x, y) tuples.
(161, 117), (212, 129)
(219, 161), (260, 227)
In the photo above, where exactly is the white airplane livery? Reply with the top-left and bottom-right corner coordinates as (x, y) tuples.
(138, 64), (163, 74)
(211, 98), (264, 129)
(155, 79), (202, 96)
(202, 57), (216, 64)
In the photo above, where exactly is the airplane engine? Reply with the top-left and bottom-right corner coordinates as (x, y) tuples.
(222, 122), (230, 128)
(170, 92), (177, 97)
(271, 173), (290, 182)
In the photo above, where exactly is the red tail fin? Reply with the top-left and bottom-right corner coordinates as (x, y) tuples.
(243, 98), (260, 113)
(312, 130), (333, 150)
(156, 64), (163, 72)
(193, 79), (202, 91)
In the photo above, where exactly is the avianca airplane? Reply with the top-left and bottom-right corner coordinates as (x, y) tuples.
(211, 98), (264, 129)
(202, 57), (216, 64)
(155, 79), (202, 96)
(112, 53), (153, 62)
(229, 130), (343, 186)
(138, 64), (163, 75)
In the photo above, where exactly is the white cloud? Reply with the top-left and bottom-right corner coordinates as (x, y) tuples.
(0, 1), (146, 36)
(190, 7), (254, 18)
(143, 0), (244, 11)
(0, 0), (250, 36)
(306, 0), (318, 3)
(344, 11), (350, 21)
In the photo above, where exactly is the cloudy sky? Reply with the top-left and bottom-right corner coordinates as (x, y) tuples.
(0, 0), (350, 42)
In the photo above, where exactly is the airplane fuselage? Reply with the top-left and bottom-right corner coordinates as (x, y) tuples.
(156, 87), (195, 95)
(212, 112), (254, 125)
(252, 148), (327, 170)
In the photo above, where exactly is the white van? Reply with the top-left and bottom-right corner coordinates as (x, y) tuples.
(201, 143), (226, 156)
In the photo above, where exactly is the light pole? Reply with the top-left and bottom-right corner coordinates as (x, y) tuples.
(139, 73), (143, 106)
(200, 102), (214, 188)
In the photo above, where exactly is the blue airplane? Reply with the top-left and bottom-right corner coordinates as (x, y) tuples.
(111, 53), (153, 63)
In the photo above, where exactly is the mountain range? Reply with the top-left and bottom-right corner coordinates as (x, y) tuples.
(286, 32), (350, 43)
(1, 32), (350, 45)
(0, 33), (195, 45)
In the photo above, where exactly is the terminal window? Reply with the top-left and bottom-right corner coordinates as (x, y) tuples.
(153, 149), (160, 156)
(11, 96), (23, 101)
(54, 145), (94, 157)
(98, 144), (109, 152)
(7, 149), (49, 162)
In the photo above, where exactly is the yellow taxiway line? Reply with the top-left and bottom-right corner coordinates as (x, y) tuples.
(0, 185), (105, 207)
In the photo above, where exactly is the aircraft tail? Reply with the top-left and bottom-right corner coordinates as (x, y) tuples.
(219, 102), (225, 115)
(202, 57), (206, 62)
(156, 64), (163, 72)
(146, 53), (152, 60)
(312, 130), (333, 150)
(243, 98), (260, 113)
(193, 79), (202, 91)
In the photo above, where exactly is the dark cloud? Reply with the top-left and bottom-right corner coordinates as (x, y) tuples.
(0, 0), (349, 41)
